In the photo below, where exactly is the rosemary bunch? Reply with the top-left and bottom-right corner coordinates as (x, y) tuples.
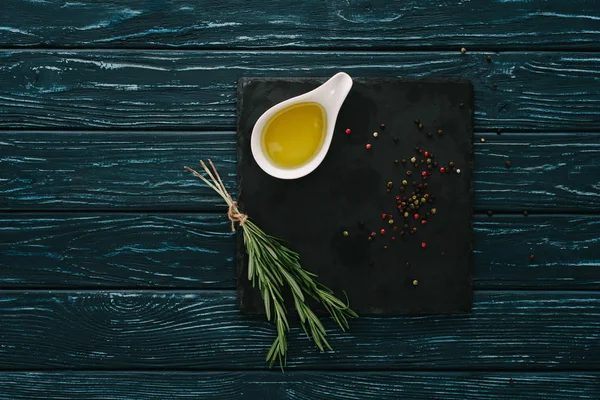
(185, 160), (357, 368)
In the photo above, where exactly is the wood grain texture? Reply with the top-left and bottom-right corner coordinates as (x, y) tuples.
(1, 51), (599, 131)
(1, 214), (598, 290)
(2, 132), (598, 211)
(2, 0), (600, 50)
(0, 290), (598, 370)
(0, 372), (598, 400)
(0, 214), (235, 288)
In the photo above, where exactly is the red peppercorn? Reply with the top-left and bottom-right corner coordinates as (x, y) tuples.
(424, 151), (429, 157)
(396, 196), (400, 201)
(421, 171), (427, 177)
(345, 128), (351, 135)
(413, 213), (420, 220)
(439, 167), (445, 173)
(366, 143), (372, 150)
(380, 229), (386, 235)
(381, 213), (387, 219)
(421, 242), (427, 248)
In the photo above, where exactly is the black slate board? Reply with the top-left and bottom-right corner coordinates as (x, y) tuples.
(237, 77), (474, 315)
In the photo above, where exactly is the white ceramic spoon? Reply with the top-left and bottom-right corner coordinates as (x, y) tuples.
(250, 72), (353, 180)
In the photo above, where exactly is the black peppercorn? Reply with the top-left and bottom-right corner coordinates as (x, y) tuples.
(487, 210), (493, 216)
(401, 159), (406, 164)
(418, 123), (423, 130)
(486, 55), (492, 62)
(380, 123), (386, 130)
(414, 119), (420, 125)
(496, 128), (502, 135)
(358, 221), (364, 227)
(449, 161), (455, 168)
(493, 82), (498, 88)
(393, 136), (399, 143)
(433, 161), (438, 168)
(394, 159), (399, 165)
(505, 160), (512, 168)
(437, 129), (443, 136)
(427, 132), (433, 138)
(523, 210), (529, 216)
(459, 103), (464, 108)
(529, 254), (535, 261)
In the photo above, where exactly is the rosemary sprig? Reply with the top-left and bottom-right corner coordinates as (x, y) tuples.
(185, 160), (357, 369)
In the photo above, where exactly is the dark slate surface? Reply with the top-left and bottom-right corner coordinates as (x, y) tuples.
(237, 78), (474, 315)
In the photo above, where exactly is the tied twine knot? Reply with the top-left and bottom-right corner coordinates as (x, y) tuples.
(184, 160), (249, 233)
(227, 200), (248, 232)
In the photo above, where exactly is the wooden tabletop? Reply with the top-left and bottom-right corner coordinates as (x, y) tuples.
(1, 1), (599, 398)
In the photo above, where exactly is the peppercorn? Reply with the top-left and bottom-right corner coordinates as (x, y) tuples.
(480, 138), (486, 143)
(523, 210), (529, 216)
(381, 213), (387, 219)
(437, 129), (443, 136)
(358, 221), (364, 227)
(345, 128), (351, 135)
(391, 236), (396, 241)
(456, 169), (461, 174)
(529, 254), (535, 261)
(406, 170), (412, 176)
(404, 212), (409, 218)
(371, 232), (377, 237)
(414, 119), (420, 125)
(461, 47), (467, 54)
(343, 231), (349, 237)
(486, 55), (492, 62)
(412, 279), (419, 286)
(380, 123), (386, 130)
(394, 159), (399, 165)
(496, 128), (502, 135)
(412, 227), (417, 233)
(410, 157), (416, 163)
(441, 251), (446, 256)
(449, 161), (455, 168)
(367, 237), (372, 242)
(439, 167), (445, 173)
(401, 159), (406, 165)
(393, 226), (399, 231)
(388, 219), (394, 225)
(487, 210), (493, 216)
(418, 123), (423, 130)
(393, 136), (399, 143)
(459, 103), (464, 108)
(431, 208), (437, 214)
(404, 224), (409, 229)
(493, 82), (498, 88)
(433, 161), (439, 168)
(366, 143), (372, 150)
(387, 181), (393, 188)
(421, 220), (427, 225)
(373, 131), (379, 138)
(383, 245), (388, 250)
(427, 132), (433, 138)
(402, 180), (408, 186)
(505, 160), (512, 168)
(421, 242), (427, 248)
(386, 189), (391, 193)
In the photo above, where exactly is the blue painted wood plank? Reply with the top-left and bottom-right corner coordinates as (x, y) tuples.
(0, 372), (598, 400)
(1, 132), (598, 211)
(1, 51), (599, 131)
(2, 0), (599, 50)
(1, 214), (598, 290)
(0, 290), (597, 369)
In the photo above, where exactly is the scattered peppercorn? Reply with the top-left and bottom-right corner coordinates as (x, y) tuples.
(413, 213), (420, 220)
(486, 55), (492, 62)
(394, 159), (399, 165)
(366, 143), (372, 150)
(371, 232), (377, 237)
(437, 129), (443, 136)
(496, 128), (502, 135)
(383, 245), (388, 250)
(431, 208), (437, 214)
(380, 229), (386, 235)
(487, 210), (493, 216)
(493, 82), (498, 88)
(367, 237), (372, 242)
(421, 171), (427, 177)
(418, 123), (424, 130)
(410, 157), (417, 163)
(421, 242), (427, 248)
(412, 227), (417, 233)
(523, 210), (529, 216)
(345, 128), (351, 135)
(389, 219), (394, 225)
(505, 160), (512, 168)
(393, 136), (399, 143)
(529, 254), (535, 261)
(343, 231), (349, 237)
(456, 169), (461, 174)
(401, 159), (406, 164)
(459, 103), (464, 108)
(421, 220), (427, 225)
(449, 161), (455, 168)
(381, 213), (387, 219)
(480, 138), (486, 143)
(402, 180), (408, 186)
(380, 123), (386, 130)
(441, 251), (446, 256)
(427, 132), (433, 138)
(387, 181), (393, 188)
(406, 170), (412, 176)
(373, 131), (379, 138)
(391, 236), (396, 240)
(461, 47), (467, 54)
(433, 161), (439, 168)
(439, 167), (445, 173)
(414, 119), (420, 125)
(412, 279), (419, 286)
